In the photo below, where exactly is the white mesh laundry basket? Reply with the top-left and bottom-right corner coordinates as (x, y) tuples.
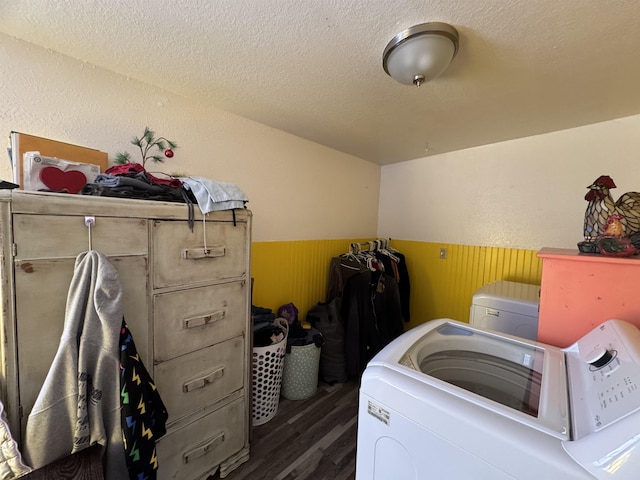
(252, 318), (289, 426)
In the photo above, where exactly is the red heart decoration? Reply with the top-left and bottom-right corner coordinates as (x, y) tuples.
(39, 167), (88, 194)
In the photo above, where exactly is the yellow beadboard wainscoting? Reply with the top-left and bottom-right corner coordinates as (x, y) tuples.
(391, 241), (542, 329)
(251, 239), (542, 329)
(250, 239), (366, 314)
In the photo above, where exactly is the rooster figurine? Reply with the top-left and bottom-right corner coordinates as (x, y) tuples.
(583, 175), (640, 241)
(596, 214), (637, 257)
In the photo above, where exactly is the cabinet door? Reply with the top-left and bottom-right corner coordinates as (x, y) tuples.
(14, 255), (149, 439)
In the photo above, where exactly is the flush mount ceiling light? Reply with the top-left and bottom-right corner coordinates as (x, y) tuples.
(383, 22), (459, 88)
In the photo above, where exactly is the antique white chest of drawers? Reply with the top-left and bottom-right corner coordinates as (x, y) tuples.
(0, 190), (252, 479)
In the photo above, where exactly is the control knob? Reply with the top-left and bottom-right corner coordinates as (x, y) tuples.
(585, 347), (615, 368)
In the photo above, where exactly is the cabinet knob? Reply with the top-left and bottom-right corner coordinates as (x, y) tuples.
(184, 310), (225, 329)
(183, 431), (225, 463)
(183, 366), (225, 392)
(182, 246), (226, 260)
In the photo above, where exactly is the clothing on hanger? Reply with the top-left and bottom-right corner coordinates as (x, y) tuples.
(323, 240), (410, 377)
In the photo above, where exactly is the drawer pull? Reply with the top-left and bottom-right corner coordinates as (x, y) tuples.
(182, 246), (226, 260)
(183, 431), (225, 464)
(183, 366), (224, 393)
(184, 310), (225, 329)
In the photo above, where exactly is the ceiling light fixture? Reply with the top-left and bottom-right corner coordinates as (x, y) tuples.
(383, 22), (459, 88)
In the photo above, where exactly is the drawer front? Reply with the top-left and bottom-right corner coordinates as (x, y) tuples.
(156, 397), (246, 480)
(154, 336), (245, 423)
(154, 281), (247, 362)
(13, 214), (148, 259)
(152, 220), (247, 288)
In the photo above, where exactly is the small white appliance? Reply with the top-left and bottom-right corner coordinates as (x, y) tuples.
(356, 318), (640, 480)
(470, 280), (540, 340)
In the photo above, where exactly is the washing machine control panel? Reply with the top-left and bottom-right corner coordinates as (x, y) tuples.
(565, 320), (640, 438)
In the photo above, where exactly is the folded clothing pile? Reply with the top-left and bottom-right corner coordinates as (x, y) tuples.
(82, 163), (192, 204)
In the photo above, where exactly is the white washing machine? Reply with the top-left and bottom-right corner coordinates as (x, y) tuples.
(356, 318), (640, 479)
(470, 280), (540, 340)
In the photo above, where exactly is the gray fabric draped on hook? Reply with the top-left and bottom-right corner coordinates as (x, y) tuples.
(180, 177), (248, 214)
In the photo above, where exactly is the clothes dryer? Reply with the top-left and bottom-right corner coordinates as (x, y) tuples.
(356, 318), (640, 479)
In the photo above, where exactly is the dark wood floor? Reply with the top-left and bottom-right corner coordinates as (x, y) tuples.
(215, 379), (360, 480)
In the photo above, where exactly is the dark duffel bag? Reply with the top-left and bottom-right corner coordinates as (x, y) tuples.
(306, 298), (348, 384)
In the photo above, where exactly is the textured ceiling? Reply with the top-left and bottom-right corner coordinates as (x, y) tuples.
(1, 0), (640, 165)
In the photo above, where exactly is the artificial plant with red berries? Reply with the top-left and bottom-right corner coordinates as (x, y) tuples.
(114, 127), (178, 167)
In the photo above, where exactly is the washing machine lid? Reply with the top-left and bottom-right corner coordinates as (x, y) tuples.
(396, 320), (570, 440)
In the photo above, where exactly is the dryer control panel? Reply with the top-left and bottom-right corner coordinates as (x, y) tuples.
(564, 319), (640, 439)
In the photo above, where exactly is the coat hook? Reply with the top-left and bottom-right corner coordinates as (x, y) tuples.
(85, 216), (95, 250)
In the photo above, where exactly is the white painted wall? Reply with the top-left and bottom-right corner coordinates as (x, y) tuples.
(0, 33), (380, 242)
(4, 33), (639, 251)
(378, 115), (640, 250)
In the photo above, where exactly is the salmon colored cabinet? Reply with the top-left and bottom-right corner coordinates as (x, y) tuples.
(537, 247), (640, 347)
